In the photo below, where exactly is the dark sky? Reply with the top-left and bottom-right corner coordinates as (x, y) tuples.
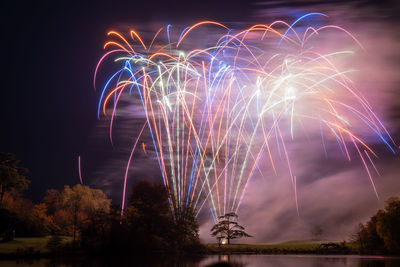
(1, 0), (262, 201)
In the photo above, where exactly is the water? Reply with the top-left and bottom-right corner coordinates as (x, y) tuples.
(0, 254), (399, 267)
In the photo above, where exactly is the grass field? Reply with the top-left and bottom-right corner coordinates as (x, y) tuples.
(206, 240), (356, 254)
(0, 236), (72, 255)
(0, 238), (356, 256)
(208, 240), (319, 249)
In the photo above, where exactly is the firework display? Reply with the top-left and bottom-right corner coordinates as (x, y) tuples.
(95, 14), (397, 220)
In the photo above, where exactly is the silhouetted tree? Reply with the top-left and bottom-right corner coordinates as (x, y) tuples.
(354, 196), (400, 254)
(211, 212), (251, 244)
(80, 209), (111, 251)
(355, 215), (385, 254)
(0, 208), (17, 240)
(124, 180), (173, 250)
(376, 197), (400, 254)
(0, 197), (48, 237)
(129, 180), (170, 219)
(112, 180), (201, 252)
(0, 153), (29, 204)
(173, 204), (200, 248)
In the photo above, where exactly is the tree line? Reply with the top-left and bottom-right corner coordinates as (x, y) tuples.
(0, 152), (202, 253)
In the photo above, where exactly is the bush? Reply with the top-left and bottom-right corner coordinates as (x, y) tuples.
(46, 236), (63, 252)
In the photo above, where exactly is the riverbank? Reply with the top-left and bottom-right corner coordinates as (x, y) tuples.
(0, 236), (75, 258)
(206, 241), (358, 255)
(0, 238), (373, 257)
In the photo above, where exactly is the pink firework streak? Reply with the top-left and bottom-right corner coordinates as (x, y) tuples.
(78, 155), (83, 185)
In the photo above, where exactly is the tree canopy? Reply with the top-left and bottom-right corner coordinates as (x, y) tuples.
(60, 184), (111, 240)
(126, 180), (172, 244)
(110, 180), (201, 252)
(354, 196), (400, 254)
(376, 197), (400, 254)
(0, 152), (29, 203)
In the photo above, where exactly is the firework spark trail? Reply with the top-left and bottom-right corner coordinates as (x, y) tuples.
(120, 122), (148, 216)
(78, 155), (83, 185)
(95, 15), (397, 221)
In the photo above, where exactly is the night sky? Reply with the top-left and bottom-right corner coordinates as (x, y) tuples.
(2, 0), (400, 242)
(2, 0), (260, 201)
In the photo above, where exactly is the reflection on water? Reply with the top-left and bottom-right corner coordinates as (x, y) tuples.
(202, 255), (400, 267)
(0, 255), (399, 267)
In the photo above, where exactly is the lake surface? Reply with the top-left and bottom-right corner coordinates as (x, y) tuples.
(1, 254), (399, 266)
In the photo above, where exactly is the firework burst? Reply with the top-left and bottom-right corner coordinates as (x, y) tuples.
(95, 14), (397, 220)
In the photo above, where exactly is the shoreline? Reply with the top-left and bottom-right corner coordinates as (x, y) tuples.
(0, 252), (398, 260)
(1, 238), (398, 259)
(0, 249), (396, 259)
